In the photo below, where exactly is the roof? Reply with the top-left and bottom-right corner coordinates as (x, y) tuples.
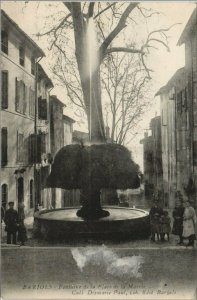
(50, 95), (66, 107)
(38, 64), (53, 88)
(140, 135), (152, 145)
(177, 8), (197, 46)
(63, 115), (75, 123)
(1, 9), (45, 57)
(155, 67), (186, 96)
(73, 130), (89, 142)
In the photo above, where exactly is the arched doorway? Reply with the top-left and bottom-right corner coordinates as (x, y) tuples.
(1, 184), (8, 210)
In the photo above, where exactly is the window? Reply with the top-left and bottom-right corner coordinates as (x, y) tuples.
(29, 88), (35, 117)
(193, 141), (197, 166)
(29, 180), (34, 208)
(177, 91), (182, 113)
(28, 134), (42, 164)
(194, 111), (197, 126)
(19, 46), (25, 66)
(40, 132), (46, 153)
(17, 132), (24, 162)
(1, 31), (8, 54)
(1, 184), (8, 210)
(28, 134), (37, 164)
(15, 78), (27, 114)
(193, 82), (197, 100)
(1, 71), (8, 109)
(1, 128), (8, 166)
(38, 97), (47, 120)
(31, 56), (35, 75)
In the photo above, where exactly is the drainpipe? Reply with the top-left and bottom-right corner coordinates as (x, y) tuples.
(174, 86), (177, 191)
(34, 57), (43, 212)
(190, 37), (194, 177)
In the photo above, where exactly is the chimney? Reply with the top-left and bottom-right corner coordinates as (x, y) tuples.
(144, 132), (148, 138)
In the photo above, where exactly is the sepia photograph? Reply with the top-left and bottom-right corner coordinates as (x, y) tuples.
(1, 1), (197, 299)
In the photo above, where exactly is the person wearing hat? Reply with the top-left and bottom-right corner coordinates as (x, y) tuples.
(149, 199), (163, 242)
(172, 193), (185, 245)
(4, 202), (19, 244)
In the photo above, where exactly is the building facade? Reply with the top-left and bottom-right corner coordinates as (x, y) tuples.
(140, 117), (163, 205)
(156, 8), (197, 208)
(34, 64), (54, 210)
(1, 10), (44, 216)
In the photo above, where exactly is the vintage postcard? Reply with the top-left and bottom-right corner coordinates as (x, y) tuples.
(1, 1), (197, 300)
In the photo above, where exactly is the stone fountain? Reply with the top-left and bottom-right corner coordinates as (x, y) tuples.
(33, 144), (150, 241)
(33, 18), (150, 241)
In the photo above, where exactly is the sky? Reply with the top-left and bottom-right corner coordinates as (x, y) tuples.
(1, 1), (196, 170)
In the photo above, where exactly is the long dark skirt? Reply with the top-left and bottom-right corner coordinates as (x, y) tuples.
(17, 224), (27, 244)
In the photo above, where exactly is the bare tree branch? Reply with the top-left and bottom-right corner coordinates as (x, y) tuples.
(105, 47), (144, 56)
(94, 2), (117, 19)
(99, 3), (139, 59)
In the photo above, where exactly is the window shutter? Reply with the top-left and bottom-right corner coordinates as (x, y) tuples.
(28, 134), (36, 163)
(2, 71), (8, 109)
(38, 97), (47, 120)
(38, 96), (42, 119)
(193, 141), (197, 166)
(1, 127), (8, 166)
(28, 134), (42, 164)
(17, 132), (24, 162)
(23, 84), (27, 114)
(15, 78), (20, 111)
(1, 31), (8, 54)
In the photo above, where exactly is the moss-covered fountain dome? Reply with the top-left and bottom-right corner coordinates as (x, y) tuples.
(33, 143), (150, 240)
(47, 143), (140, 220)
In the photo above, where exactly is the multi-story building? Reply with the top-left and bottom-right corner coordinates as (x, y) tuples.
(156, 68), (187, 208)
(156, 8), (197, 207)
(34, 64), (54, 209)
(140, 117), (163, 205)
(1, 10), (45, 216)
(178, 8), (197, 206)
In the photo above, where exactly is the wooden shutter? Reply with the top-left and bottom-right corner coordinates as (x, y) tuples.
(17, 132), (24, 161)
(15, 78), (20, 111)
(38, 97), (47, 120)
(1, 127), (8, 166)
(1, 71), (8, 109)
(23, 84), (27, 114)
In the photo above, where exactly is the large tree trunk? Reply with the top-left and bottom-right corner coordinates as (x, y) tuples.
(71, 3), (106, 144)
(71, 3), (108, 219)
(81, 68), (106, 143)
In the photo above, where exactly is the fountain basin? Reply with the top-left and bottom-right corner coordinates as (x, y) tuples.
(33, 207), (150, 241)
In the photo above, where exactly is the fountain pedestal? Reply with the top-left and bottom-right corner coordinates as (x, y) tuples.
(33, 206), (150, 241)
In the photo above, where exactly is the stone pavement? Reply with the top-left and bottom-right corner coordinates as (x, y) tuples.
(1, 245), (197, 300)
(1, 212), (197, 300)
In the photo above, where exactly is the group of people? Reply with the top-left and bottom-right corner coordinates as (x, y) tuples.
(149, 201), (171, 242)
(1, 201), (27, 245)
(150, 195), (197, 247)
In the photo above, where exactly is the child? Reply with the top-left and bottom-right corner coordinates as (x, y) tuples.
(160, 211), (171, 241)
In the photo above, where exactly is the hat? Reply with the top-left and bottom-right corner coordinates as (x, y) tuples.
(8, 201), (14, 205)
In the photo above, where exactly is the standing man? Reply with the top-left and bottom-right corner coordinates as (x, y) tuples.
(4, 202), (19, 244)
(149, 199), (163, 241)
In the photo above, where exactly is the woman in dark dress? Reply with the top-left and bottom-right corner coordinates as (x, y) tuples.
(172, 199), (184, 245)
